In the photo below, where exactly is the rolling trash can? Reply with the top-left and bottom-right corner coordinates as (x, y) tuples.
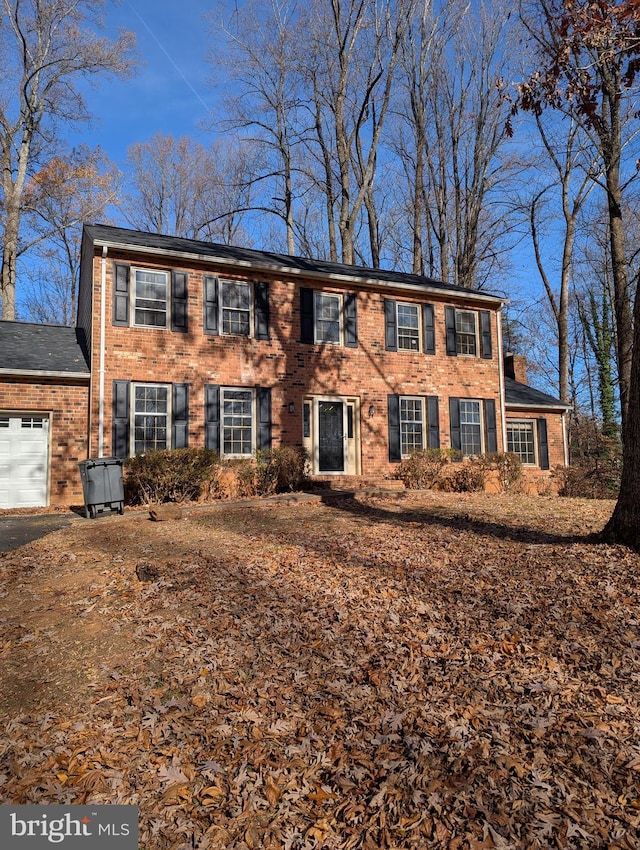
(78, 457), (125, 519)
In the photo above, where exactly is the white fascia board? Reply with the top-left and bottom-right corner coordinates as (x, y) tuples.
(0, 369), (90, 380)
(92, 238), (506, 308)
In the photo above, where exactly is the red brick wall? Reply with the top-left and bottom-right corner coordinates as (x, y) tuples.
(0, 377), (89, 505)
(87, 249), (506, 477)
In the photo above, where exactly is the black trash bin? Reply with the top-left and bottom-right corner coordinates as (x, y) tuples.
(78, 457), (125, 518)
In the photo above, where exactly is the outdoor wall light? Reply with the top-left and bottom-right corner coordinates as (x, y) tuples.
(288, 402), (295, 414)
(368, 404), (375, 418)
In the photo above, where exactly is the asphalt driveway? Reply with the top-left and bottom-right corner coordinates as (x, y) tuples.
(0, 514), (80, 554)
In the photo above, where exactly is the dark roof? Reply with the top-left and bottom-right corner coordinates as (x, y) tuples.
(83, 223), (504, 305)
(504, 376), (570, 410)
(0, 321), (90, 375)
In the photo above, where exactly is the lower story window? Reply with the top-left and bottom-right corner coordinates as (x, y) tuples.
(134, 384), (169, 454)
(222, 388), (254, 456)
(400, 397), (424, 455)
(507, 419), (536, 464)
(459, 400), (482, 455)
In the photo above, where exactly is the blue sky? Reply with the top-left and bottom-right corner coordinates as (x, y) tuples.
(73, 0), (227, 167)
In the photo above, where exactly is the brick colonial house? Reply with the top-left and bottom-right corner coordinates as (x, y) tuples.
(0, 224), (570, 508)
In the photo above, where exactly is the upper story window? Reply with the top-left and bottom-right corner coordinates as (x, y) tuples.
(221, 280), (252, 336)
(384, 299), (435, 354)
(445, 306), (492, 359)
(134, 269), (168, 328)
(300, 287), (358, 348)
(204, 277), (270, 340)
(315, 291), (342, 344)
(454, 310), (477, 356)
(112, 264), (188, 333)
(397, 304), (420, 351)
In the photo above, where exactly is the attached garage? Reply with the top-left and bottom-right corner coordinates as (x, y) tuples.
(0, 322), (90, 508)
(0, 414), (50, 508)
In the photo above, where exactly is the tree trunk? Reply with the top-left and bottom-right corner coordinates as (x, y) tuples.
(601, 282), (640, 549)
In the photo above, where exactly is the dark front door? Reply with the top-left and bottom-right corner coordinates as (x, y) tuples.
(318, 401), (344, 472)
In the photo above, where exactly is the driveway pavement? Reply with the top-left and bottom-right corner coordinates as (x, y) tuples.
(0, 514), (80, 554)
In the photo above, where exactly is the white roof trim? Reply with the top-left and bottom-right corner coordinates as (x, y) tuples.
(0, 368), (90, 380)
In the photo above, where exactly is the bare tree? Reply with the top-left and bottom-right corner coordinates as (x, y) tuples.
(393, 0), (518, 287)
(122, 134), (254, 245)
(0, 0), (136, 320)
(20, 145), (120, 324)
(302, 0), (415, 266)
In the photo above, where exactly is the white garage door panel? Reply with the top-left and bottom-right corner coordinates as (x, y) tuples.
(0, 416), (49, 508)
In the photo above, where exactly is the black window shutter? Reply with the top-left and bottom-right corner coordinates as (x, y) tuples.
(485, 398), (497, 453)
(480, 310), (492, 359)
(113, 264), (130, 327)
(254, 281), (270, 340)
(537, 418), (549, 470)
(423, 303), (436, 355)
(257, 386), (272, 451)
(205, 385), (220, 453)
(445, 306), (457, 356)
(388, 394), (401, 462)
(171, 271), (188, 333)
(449, 397), (461, 452)
(112, 380), (130, 458)
(344, 292), (358, 348)
(203, 276), (219, 335)
(384, 299), (398, 351)
(172, 383), (189, 448)
(300, 288), (314, 343)
(427, 396), (440, 448)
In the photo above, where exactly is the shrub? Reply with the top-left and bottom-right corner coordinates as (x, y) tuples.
(441, 460), (485, 492)
(394, 449), (456, 489)
(475, 452), (523, 492)
(124, 448), (219, 505)
(271, 446), (310, 491)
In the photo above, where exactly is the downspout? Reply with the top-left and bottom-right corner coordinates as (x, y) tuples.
(98, 246), (108, 458)
(496, 307), (507, 451)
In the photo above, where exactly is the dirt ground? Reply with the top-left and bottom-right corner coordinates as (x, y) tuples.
(0, 491), (638, 849)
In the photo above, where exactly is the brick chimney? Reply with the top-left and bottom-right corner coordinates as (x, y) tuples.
(504, 352), (528, 385)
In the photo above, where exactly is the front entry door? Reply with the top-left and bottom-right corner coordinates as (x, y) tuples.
(318, 401), (344, 472)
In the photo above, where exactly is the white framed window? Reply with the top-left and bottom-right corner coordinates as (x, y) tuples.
(397, 303), (420, 351)
(507, 419), (536, 465)
(455, 310), (477, 356)
(459, 400), (482, 455)
(134, 269), (168, 328)
(133, 384), (170, 454)
(400, 397), (424, 455)
(221, 280), (252, 336)
(222, 388), (255, 456)
(314, 291), (342, 344)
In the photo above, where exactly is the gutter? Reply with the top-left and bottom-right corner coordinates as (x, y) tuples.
(89, 238), (506, 308)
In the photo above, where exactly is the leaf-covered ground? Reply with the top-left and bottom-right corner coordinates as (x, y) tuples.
(0, 491), (639, 849)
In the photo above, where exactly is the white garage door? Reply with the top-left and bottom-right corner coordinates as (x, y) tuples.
(0, 414), (50, 508)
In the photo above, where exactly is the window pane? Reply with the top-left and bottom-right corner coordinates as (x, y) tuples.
(221, 281), (251, 336)
(315, 293), (341, 343)
(400, 397), (424, 454)
(222, 389), (253, 455)
(134, 270), (167, 327)
(455, 310), (477, 355)
(459, 400), (482, 455)
(133, 385), (169, 453)
(507, 420), (536, 464)
(397, 304), (420, 350)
